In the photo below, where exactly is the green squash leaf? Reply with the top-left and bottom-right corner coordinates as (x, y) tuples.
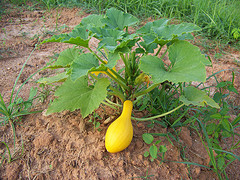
(115, 33), (139, 52)
(71, 53), (99, 81)
(140, 41), (210, 84)
(107, 52), (120, 69)
(47, 77), (110, 118)
(139, 41), (158, 53)
(180, 86), (220, 108)
(90, 27), (125, 40)
(81, 14), (105, 28)
(102, 8), (138, 30)
(42, 26), (90, 48)
(37, 72), (68, 85)
(98, 34), (138, 53)
(98, 37), (118, 52)
(137, 19), (169, 34)
(52, 48), (80, 68)
(153, 23), (201, 40)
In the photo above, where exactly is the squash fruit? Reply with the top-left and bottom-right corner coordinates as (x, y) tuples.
(105, 100), (133, 153)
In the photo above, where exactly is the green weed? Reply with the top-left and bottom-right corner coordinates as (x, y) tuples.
(142, 133), (167, 163)
(0, 43), (53, 166)
(140, 69), (239, 179)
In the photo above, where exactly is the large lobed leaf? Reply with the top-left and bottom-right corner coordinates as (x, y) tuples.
(137, 19), (169, 34)
(81, 14), (105, 28)
(102, 8), (139, 30)
(153, 23), (201, 40)
(42, 26), (90, 48)
(51, 48), (80, 68)
(37, 72), (68, 85)
(47, 77), (110, 118)
(137, 19), (200, 47)
(71, 53), (99, 81)
(139, 40), (211, 84)
(180, 86), (220, 109)
(90, 27), (125, 40)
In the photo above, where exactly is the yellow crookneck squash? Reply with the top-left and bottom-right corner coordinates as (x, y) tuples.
(105, 100), (133, 153)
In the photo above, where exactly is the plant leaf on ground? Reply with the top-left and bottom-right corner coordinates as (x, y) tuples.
(47, 77), (110, 118)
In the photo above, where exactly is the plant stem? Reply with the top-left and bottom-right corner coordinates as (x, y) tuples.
(104, 98), (122, 107)
(132, 104), (185, 121)
(160, 47), (168, 60)
(155, 45), (163, 56)
(101, 101), (118, 110)
(133, 83), (159, 98)
(108, 68), (126, 83)
(88, 47), (106, 64)
(120, 53), (130, 77)
(105, 71), (130, 91)
(108, 86), (125, 102)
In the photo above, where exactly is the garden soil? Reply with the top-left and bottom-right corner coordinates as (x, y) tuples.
(0, 3), (240, 180)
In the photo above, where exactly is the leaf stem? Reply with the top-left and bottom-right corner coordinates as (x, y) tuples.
(155, 45), (163, 56)
(108, 86), (125, 102)
(104, 98), (122, 107)
(160, 47), (168, 60)
(101, 101), (118, 110)
(105, 71), (130, 91)
(133, 83), (159, 98)
(88, 47), (106, 64)
(108, 68), (126, 83)
(132, 104), (185, 121)
(120, 53), (130, 77)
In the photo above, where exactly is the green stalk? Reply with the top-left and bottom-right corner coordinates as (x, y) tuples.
(10, 45), (37, 104)
(194, 118), (221, 180)
(160, 47), (168, 60)
(90, 72), (126, 101)
(108, 68), (126, 83)
(89, 72), (100, 81)
(104, 98), (122, 108)
(120, 53), (130, 77)
(133, 83), (159, 98)
(155, 45), (163, 56)
(105, 71), (130, 91)
(88, 47), (106, 64)
(1, 141), (12, 163)
(108, 86), (125, 102)
(101, 101), (118, 110)
(132, 104), (185, 121)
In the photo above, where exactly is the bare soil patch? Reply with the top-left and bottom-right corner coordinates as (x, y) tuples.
(0, 3), (239, 180)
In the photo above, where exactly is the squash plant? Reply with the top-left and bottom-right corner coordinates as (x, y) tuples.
(40, 8), (220, 146)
